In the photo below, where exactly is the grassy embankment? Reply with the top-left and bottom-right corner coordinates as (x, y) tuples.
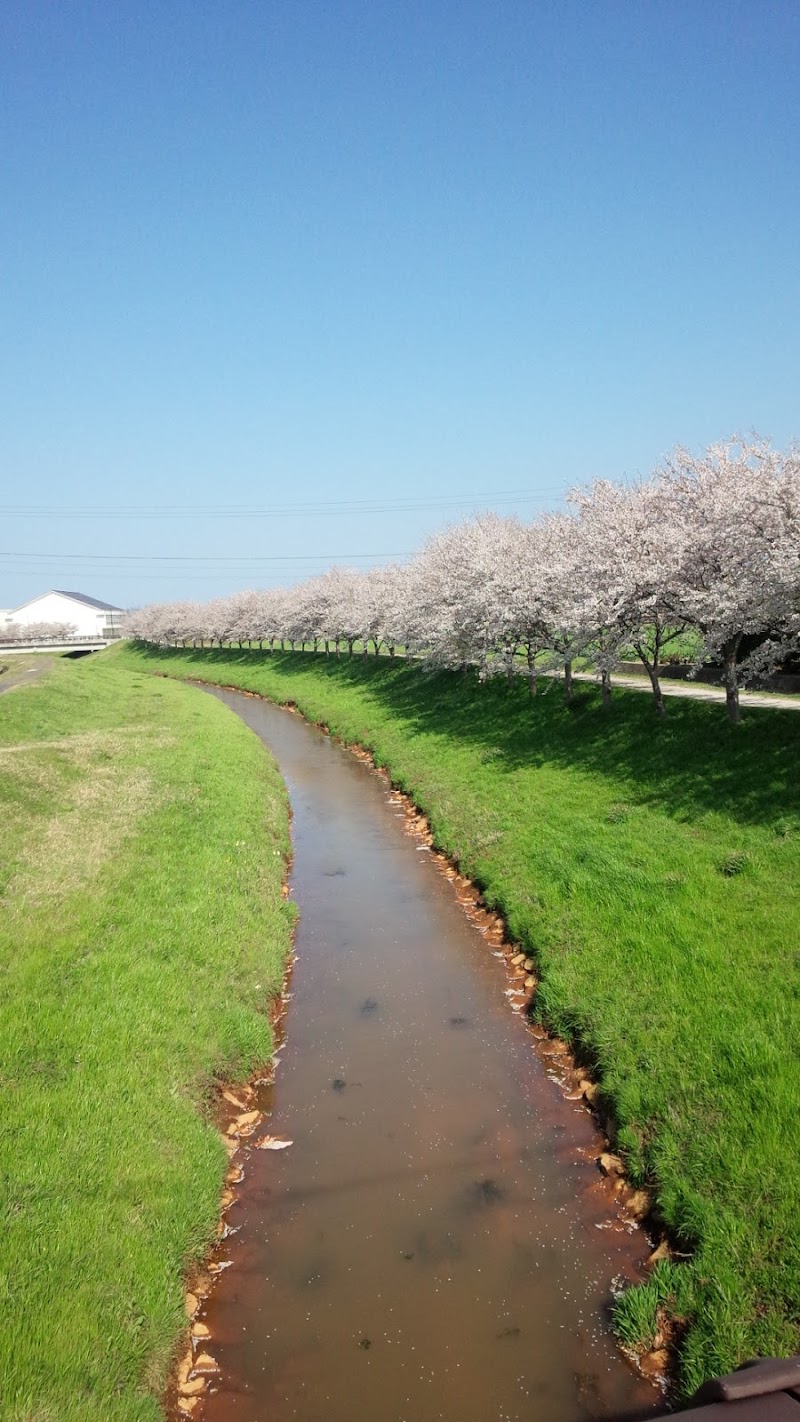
(0, 656), (293, 1422)
(112, 640), (800, 1398)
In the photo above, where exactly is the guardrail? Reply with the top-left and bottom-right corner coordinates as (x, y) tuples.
(0, 637), (121, 653)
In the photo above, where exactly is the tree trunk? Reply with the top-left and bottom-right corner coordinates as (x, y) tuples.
(722, 639), (742, 724)
(601, 667), (612, 709)
(564, 658), (573, 703)
(526, 646), (537, 697)
(644, 661), (665, 717)
(388, 644), (395, 659)
(633, 641), (666, 717)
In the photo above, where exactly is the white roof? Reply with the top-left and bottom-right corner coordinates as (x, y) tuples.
(11, 589), (122, 615)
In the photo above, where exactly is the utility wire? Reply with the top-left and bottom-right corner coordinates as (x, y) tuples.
(0, 488), (563, 519)
(0, 551), (407, 563)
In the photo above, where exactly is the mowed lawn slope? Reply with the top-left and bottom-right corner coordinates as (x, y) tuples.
(114, 642), (800, 1398)
(0, 657), (293, 1422)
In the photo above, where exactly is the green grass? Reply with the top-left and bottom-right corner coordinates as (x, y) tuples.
(617, 626), (704, 665)
(0, 655), (294, 1422)
(113, 641), (800, 1398)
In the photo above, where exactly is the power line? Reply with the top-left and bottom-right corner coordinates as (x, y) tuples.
(0, 551), (406, 564)
(0, 488), (563, 519)
(6, 574), (384, 585)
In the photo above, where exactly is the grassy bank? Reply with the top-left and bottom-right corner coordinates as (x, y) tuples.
(0, 656), (293, 1422)
(113, 641), (800, 1398)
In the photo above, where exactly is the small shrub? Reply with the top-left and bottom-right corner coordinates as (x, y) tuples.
(613, 1275), (662, 1350)
(719, 851), (749, 877)
(613, 1260), (694, 1352)
(606, 802), (630, 824)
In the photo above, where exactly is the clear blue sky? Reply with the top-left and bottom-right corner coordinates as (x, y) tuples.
(1, 0), (798, 609)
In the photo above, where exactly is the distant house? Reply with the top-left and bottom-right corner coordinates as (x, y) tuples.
(4, 590), (124, 640)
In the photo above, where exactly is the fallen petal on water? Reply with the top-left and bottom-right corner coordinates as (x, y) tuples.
(256, 1135), (294, 1150)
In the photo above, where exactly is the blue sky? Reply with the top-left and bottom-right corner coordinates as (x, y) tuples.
(1, 0), (798, 609)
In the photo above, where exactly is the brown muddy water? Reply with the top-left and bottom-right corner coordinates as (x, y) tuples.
(195, 688), (661, 1422)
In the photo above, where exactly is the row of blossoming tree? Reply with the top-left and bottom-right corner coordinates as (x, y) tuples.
(1, 621), (78, 643)
(126, 436), (800, 722)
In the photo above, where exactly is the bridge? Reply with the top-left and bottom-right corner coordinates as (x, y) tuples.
(0, 637), (122, 656)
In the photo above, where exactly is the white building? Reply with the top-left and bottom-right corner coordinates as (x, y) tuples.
(4, 590), (124, 639)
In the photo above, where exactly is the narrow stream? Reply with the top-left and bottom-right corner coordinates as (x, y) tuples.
(198, 688), (660, 1422)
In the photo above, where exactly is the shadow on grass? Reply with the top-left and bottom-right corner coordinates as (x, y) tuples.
(145, 647), (800, 829)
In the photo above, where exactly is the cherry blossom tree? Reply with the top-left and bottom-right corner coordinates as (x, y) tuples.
(655, 436), (800, 722)
(409, 517), (504, 673)
(2, 620), (78, 642)
(569, 479), (688, 714)
(525, 512), (590, 703)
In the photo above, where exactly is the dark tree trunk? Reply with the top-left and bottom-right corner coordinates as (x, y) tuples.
(644, 661), (665, 717)
(564, 658), (573, 703)
(722, 638), (742, 724)
(634, 638), (666, 717)
(526, 645), (537, 697)
(601, 667), (612, 709)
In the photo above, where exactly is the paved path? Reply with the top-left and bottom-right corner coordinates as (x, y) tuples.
(0, 656), (53, 696)
(574, 670), (800, 712)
